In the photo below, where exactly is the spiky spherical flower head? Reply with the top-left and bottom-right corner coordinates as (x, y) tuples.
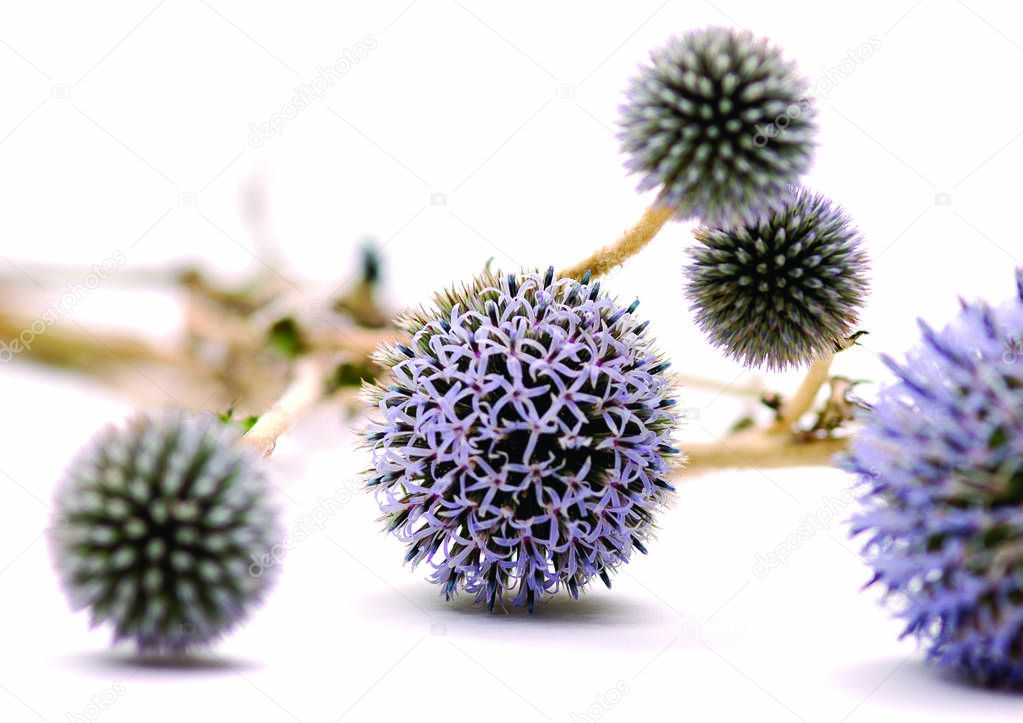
(842, 270), (1023, 688)
(49, 412), (282, 653)
(684, 187), (868, 370)
(619, 27), (816, 227)
(365, 267), (679, 612)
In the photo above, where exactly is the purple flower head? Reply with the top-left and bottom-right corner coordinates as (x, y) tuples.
(365, 267), (680, 612)
(842, 270), (1023, 687)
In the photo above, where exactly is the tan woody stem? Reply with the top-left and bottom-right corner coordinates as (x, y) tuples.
(559, 204), (673, 281)
(681, 429), (849, 474)
(681, 352), (845, 475)
(240, 354), (336, 457)
(770, 353), (835, 433)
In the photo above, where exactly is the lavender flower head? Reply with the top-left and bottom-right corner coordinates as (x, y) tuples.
(365, 268), (679, 612)
(619, 27), (816, 227)
(842, 270), (1023, 687)
(50, 411), (282, 653)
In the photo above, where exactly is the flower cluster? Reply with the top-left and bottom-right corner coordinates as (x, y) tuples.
(619, 27), (816, 227)
(365, 268), (679, 611)
(685, 187), (869, 369)
(49, 412), (281, 653)
(843, 270), (1023, 687)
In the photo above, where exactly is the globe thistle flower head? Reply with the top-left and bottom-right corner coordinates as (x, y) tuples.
(365, 267), (679, 612)
(842, 269), (1023, 687)
(684, 187), (868, 370)
(50, 411), (282, 654)
(619, 26), (816, 227)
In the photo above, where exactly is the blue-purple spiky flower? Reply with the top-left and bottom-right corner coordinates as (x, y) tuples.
(365, 268), (680, 612)
(49, 411), (282, 653)
(842, 270), (1023, 687)
(685, 187), (869, 370)
(619, 27), (816, 227)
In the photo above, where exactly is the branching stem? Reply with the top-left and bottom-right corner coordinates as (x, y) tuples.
(681, 429), (848, 474)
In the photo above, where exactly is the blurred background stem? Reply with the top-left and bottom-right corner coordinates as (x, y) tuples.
(0, 186), (856, 475)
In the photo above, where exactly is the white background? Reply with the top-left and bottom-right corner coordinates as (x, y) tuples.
(3, 1), (1023, 721)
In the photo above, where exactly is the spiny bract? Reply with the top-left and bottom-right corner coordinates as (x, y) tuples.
(843, 270), (1023, 688)
(365, 267), (679, 612)
(685, 187), (868, 370)
(50, 411), (281, 653)
(619, 26), (816, 227)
